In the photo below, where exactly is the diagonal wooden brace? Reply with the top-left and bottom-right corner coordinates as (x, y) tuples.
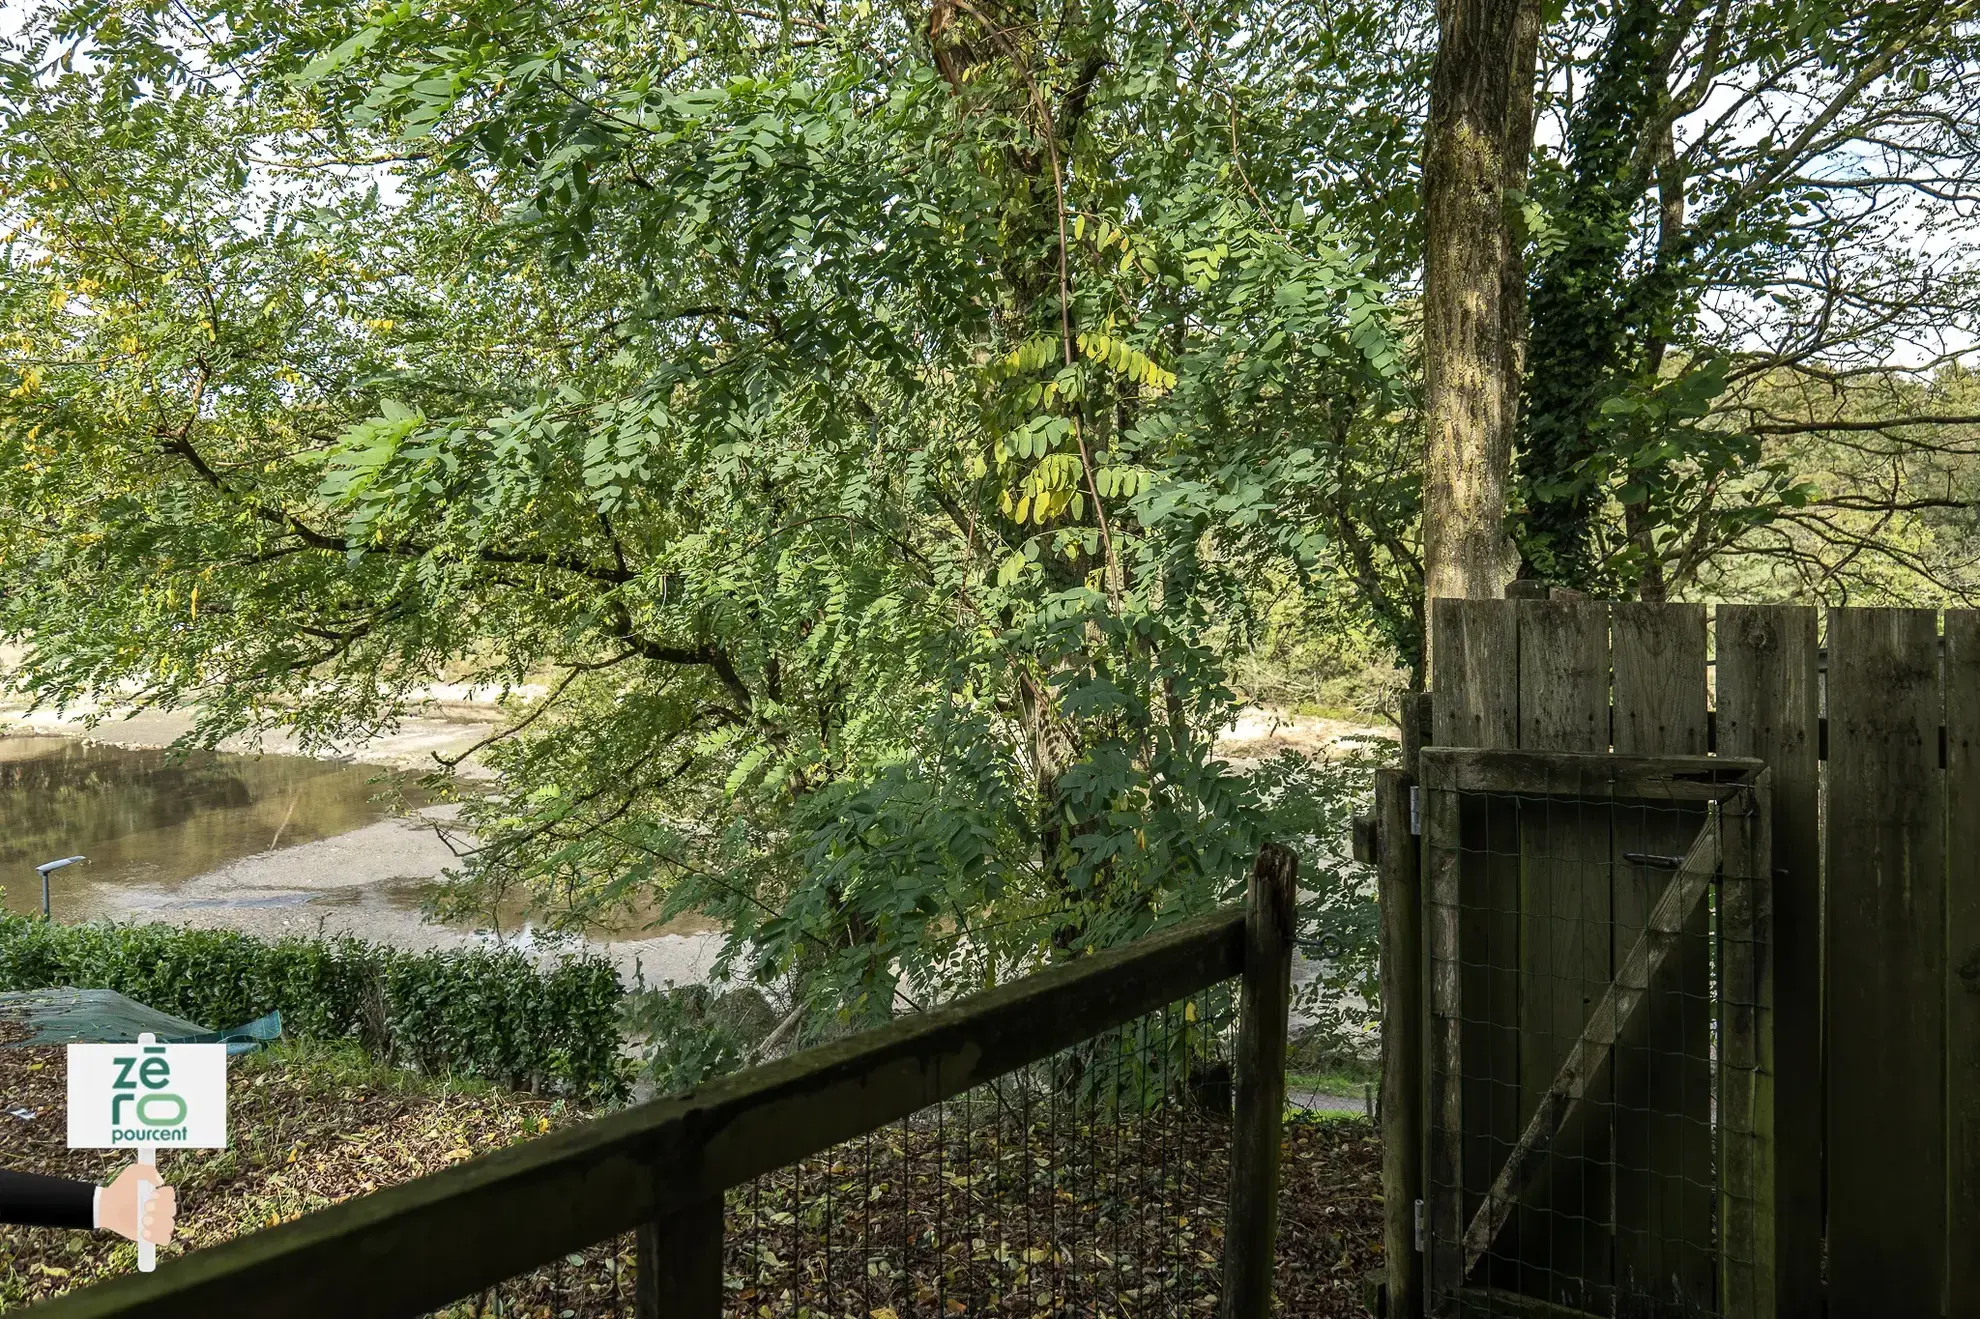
(1461, 809), (1723, 1276)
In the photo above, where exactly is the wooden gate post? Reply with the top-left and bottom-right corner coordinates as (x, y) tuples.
(1219, 843), (1299, 1319)
(1376, 768), (1424, 1319)
(1949, 610), (1980, 1318)
(635, 1196), (723, 1319)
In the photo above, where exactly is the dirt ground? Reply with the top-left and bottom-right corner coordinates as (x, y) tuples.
(0, 1039), (564, 1311)
(1, 1039), (1384, 1316)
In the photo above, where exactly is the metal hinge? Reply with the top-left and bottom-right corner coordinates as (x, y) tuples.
(1409, 786), (1421, 837)
(1414, 1198), (1426, 1252)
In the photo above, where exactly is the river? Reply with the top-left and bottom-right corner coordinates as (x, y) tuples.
(2, 703), (1382, 1010)
(0, 733), (723, 987)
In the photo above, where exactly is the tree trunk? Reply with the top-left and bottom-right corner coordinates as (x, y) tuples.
(1421, 0), (1542, 612)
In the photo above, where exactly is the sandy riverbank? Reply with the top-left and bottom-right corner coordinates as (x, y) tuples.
(4, 675), (1392, 775)
(0, 691), (521, 780)
(81, 802), (729, 988)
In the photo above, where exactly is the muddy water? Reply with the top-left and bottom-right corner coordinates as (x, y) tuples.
(0, 735), (723, 985)
(0, 736), (427, 918)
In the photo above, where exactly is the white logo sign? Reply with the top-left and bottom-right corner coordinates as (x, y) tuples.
(67, 1039), (228, 1149)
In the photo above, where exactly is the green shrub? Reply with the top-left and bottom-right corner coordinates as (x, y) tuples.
(378, 944), (625, 1098)
(621, 982), (775, 1097)
(0, 914), (627, 1101)
(1252, 742), (1391, 1067)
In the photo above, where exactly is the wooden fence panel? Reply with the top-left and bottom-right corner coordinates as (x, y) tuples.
(1516, 601), (1610, 753)
(1412, 600), (1978, 1313)
(1512, 601), (1613, 1308)
(1716, 778), (1776, 1318)
(1948, 609), (1980, 1318)
(1612, 603), (1708, 757)
(1825, 607), (1946, 1315)
(1432, 597), (1519, 751)
(1609, 602), (1714, 1310)
(1714, 604), (1822, 1315)
(1430, 597), (1522, 1295)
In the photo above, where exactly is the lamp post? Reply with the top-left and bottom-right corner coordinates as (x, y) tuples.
(34, 855), (85, 921)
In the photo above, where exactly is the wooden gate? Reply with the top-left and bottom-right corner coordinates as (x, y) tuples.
(1419, 747), (1771, 1318)
(1374, 600), (1980, 1319)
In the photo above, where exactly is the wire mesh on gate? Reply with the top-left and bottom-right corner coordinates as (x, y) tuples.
(1421, 763), (1772, 1319)
(425, 985), (1239, 1319)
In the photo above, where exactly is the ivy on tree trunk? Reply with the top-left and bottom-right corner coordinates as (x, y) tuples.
(1515, 0), (1696, 594)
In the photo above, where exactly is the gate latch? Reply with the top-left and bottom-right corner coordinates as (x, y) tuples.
(1414, 1198), (1426, 1253)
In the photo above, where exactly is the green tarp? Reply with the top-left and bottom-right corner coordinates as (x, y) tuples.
(0, 989), (281, 1054)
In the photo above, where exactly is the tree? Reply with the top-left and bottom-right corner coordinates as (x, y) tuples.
(0, 0), (1412, 1031)
(6, 0), (1973, 1057)
(1420, 0), (1541, 605)
(1512, 0), (1980, 600)
(1698, 363), (1980, 603)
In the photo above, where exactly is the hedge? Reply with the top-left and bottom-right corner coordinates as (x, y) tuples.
(0, 914), (627, 1101)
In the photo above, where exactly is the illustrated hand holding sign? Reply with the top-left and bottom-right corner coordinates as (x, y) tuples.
(68, 1032), (226, 1271)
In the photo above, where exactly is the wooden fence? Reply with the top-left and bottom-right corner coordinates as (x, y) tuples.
(1372, 598), (1978, 1319)
(23, 850), (1299, 1319)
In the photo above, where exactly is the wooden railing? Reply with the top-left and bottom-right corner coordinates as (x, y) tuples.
(28, 846), (1299, 1319)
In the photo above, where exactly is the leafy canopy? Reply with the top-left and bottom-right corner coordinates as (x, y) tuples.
(0, 0), (1413, 1033)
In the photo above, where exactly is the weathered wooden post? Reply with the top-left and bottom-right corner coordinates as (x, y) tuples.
(1949, 610), (1980, 1318)
(635, 1196), (723, 1319)
(1375, 768), (1424, 1319)
(1219, 842), (1298, 1319)
(1401, 690), (1432, 778)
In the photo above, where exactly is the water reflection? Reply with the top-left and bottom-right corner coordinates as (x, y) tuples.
(0, 735), (419, 919)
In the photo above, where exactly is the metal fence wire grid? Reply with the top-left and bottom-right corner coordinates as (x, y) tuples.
(422, 992), (1241, 1319)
